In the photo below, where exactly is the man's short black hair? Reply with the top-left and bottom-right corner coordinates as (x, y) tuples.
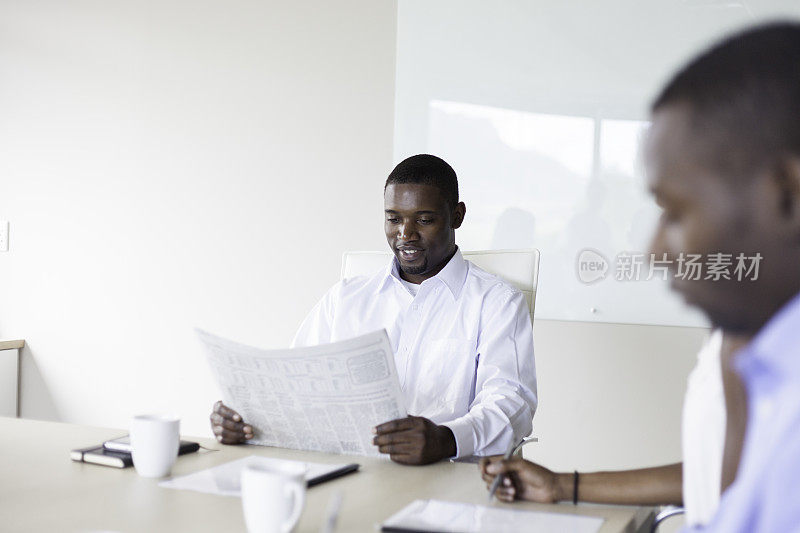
(385, 154), (459, 209)
(652, 21), (800, 178)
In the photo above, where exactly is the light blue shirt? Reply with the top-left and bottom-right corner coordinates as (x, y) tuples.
(693, 292), (800, 532)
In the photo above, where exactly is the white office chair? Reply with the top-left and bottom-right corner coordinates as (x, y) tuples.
(341, 248), (540, 320)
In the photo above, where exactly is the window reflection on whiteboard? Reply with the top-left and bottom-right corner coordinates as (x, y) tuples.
(428, 100), (706, 326)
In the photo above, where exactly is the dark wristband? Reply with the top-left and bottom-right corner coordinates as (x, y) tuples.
(573, 471), (579, 505)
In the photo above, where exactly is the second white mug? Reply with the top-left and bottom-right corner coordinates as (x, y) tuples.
(241, 462), (307, 533)
(130, 414), (180, 478)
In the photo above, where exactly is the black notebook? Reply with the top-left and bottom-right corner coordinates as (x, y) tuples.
(70, 445), (134, 468)
(71, 439), (200, 469)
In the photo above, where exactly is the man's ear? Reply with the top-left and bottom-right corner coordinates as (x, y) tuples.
(452, 202), (466, 229)
(773, 155), (800, 238)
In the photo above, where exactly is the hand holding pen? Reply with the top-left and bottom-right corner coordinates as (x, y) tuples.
(480, 437), (571, 504)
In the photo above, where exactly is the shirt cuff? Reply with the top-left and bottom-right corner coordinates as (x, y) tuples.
(442, 417), (476, 458)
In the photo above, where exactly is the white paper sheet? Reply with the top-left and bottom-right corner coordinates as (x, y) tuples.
(159, 456), (351, 497)
(382, 499), (605, 533)
(198, 328), (407, 456)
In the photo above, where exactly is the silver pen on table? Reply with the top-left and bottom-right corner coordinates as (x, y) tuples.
(487, 436), (537, 501)
(320, 490), (343, 533)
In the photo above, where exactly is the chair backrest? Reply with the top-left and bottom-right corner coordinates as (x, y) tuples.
(341, 248), (540, 319)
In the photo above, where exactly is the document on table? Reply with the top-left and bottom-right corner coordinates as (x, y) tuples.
(198, 328), (407, 456)
(381, 499), (604, 533)
(159, 456), (357, 496)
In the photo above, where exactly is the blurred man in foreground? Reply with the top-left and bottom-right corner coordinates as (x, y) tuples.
(482, 22), (800, 531)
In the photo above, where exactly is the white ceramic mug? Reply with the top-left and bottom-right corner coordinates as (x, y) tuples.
(130, 414), (180, 478)
(241, 462), (307, 533)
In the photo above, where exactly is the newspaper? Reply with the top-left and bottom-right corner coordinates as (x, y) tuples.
(198, 328), (407, 456)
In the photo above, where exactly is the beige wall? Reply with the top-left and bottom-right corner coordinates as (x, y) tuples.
(528, 319), (709, 472)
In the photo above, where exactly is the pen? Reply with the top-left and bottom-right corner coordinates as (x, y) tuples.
(320, 489), (343, 533)
(487, 437), (526, 501)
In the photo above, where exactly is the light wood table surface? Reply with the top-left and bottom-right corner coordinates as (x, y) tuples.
(0, 417), (654, 532)
(0, 339), (24, 351)
(0, 340), (23, 417)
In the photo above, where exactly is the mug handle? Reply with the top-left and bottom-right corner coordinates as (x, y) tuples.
(282, 479), (305, 533)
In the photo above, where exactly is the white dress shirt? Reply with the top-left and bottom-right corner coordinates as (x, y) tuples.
(292, 249), (538, 458)
(682, 330), (725, 526)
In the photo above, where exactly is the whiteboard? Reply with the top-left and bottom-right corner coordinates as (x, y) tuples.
(394, 0), (800, 327)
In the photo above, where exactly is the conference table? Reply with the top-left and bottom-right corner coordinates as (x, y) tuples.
(1, 417), (655, 532)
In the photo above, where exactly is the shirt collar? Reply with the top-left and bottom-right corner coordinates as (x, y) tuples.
(736, 290), (800, 380)
(377, 247), (469, 299)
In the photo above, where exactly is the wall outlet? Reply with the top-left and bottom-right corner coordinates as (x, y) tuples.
(0, 221), (8, 252)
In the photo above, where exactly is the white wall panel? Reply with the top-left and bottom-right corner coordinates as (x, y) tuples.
(395, 0), (800, 326)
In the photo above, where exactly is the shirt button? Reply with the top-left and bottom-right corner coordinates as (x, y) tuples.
(412, 304), (419, 311)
